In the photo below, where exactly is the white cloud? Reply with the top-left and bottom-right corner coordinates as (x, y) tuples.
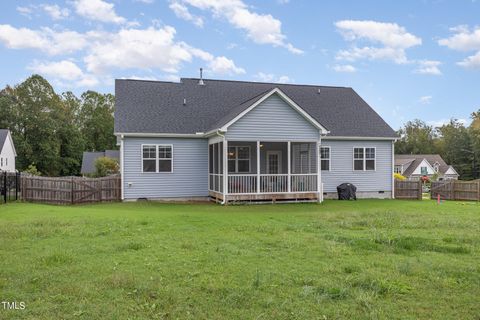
(427, 118), (469, 128)
(17, 6), (33, 18)
(83, 26), (244, 76)
(169, 1), (204, 27)
(335, 20), (421, 64)
(0, 25), (88, 55)
(438, 26), (480, 51)
(457, 51), (480, 69)
(16, 4), (69, 20)
(414, 60), (442, 75)
(332, 64), (357, 73)
(177, 0), (302, 54)
(439, 26), (480, 70)
(28, 60), (99, 87)
(42, 4), (70, 20)
(254, 72), (291, 83)
(207, 56), (245, 75)
(134, 0), (155, 3)
(0, 22), (244, 86)
(84, 26), (194, 74)
(73, 0), (126, 24)
(418, 95), (432, 104)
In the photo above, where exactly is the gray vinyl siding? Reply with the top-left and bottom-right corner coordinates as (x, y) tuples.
(123, 137), (208, 199)
(321, 140), (393, 194)
(226, 94), (319, 141)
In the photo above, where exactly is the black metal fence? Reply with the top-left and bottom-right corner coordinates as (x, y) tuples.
(0, 171), (21, 204)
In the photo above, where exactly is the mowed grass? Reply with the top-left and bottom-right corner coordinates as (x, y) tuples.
(0, 200), (479, 320)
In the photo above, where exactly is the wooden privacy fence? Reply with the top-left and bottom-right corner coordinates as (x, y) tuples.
(21, 175), (121, 204)
(431, 180), (480, 201)
(394, 180), (422, 200)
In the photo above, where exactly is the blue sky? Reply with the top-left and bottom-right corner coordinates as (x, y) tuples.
(0, 0), (479, 130)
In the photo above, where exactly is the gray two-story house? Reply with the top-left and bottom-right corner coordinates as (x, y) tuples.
(115, 78), (397, 203)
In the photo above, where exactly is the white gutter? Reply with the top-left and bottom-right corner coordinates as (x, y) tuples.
(114, 132), (205, 138)
(322, 136), (398, 141)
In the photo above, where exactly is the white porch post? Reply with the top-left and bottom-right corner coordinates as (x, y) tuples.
(287, 141), (291, 193)
(316, 139), (322, 202)
(391, 140), (395, 199)
(223, 139), (228, 200)
(256, 141), (260, 193)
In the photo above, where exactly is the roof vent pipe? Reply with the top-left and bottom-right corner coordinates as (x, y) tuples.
(317, 88), (321, 94)
(183, 98), (186, 105)
(198, 67), (205, 85)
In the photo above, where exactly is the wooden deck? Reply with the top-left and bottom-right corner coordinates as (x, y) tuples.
(209, 191), (319, 204)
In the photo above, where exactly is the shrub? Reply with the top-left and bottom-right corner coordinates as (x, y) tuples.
(23, 164), (41, 176)
(93, 157), (119, 177)
(393, 173), (406, 181)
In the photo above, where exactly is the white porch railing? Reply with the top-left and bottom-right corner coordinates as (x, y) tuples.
(228, 175), (257, 194)
(260, 174), (288, 193)
(291, 174), (317, 192)
(209, 174), (224, 193)
(226, 174), (318, 194)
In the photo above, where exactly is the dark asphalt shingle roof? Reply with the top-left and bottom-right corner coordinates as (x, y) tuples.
(0, 129), (9, 153)
(81, 150), (120, 174)
(115, 78), (397, 138)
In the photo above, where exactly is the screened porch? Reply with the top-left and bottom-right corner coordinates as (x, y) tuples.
(208, 141), (321, 202)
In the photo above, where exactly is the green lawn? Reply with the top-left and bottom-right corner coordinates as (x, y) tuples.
(1, 200), (479, 320)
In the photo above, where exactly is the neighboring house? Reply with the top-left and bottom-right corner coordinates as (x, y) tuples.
(395, 154), (459, 181)
(0, 129), (16, 172)
(80, 150), (120, 175)
(115, 78), (398, 203)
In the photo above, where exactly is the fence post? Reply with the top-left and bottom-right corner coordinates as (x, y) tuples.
(477, 180), (480, 202)
(71, 177), (74, 205)
(15, 172), (17, 200)
(418, 180), (422, 200)
(3, 171), (6, 204)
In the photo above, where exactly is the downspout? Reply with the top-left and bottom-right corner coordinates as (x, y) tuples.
(318, 130), (330, 203)
(216, 130), (227, 205)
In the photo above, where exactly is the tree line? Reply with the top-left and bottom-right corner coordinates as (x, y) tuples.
(395, 116), (480, 180)
(0, 75), (116, 176)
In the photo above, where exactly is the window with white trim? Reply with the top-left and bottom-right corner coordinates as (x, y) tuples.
(320, 146), (330, 171)
(353, 147), (375, 171)
(142, 145), (173, 173)
(228, 146), (250, 173)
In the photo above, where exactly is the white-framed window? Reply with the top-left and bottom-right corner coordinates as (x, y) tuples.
(0, 158), (3, 167)
(228, 146), (250, 173)
(353, 147), (375, 171)
(142, 144), (173, 173)
(320, 146), (330, 171)
(394, 165), (402, 174)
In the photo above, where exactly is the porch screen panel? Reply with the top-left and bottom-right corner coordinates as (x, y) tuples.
(291, 143), (317, 174)
(209, 144), (213, 174)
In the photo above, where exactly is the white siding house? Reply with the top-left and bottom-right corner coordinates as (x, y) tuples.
(395, 154), (459, 181)
(0, 129), (16, 172)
